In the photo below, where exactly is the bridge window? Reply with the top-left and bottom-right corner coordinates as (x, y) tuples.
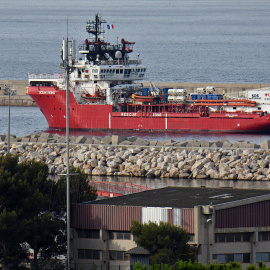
(124, 69), (131, 75)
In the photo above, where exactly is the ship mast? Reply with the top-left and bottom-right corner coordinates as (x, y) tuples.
(86, 13), (106, 43)
(80, 13), (135, 62)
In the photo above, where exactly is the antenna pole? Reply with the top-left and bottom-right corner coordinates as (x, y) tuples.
(66, 56), (70, 270)
(61, 17), (74, 269)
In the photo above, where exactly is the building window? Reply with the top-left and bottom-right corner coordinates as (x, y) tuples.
(188, 234), (194, 243)
(259, 232), (270, 241)
(256, 253), (270, 262)
(78, 249), (100, 260)
(213, 253), (250, 263)
(109, 251), (130, 261)
(109, 231), (131, 240)
(215, 233), (250, 243)
(77, 229), (100, 239)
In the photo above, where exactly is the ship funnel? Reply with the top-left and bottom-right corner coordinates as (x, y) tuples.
(115, 51), (122, 59)
(71, 40), (76, 61)
(62, 39), (68, 61)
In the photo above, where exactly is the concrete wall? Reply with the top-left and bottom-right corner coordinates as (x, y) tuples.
(0, 80), (28, 96)
(0, 80), (34, 106)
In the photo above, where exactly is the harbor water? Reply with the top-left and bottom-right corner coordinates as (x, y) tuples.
(1, 0), (270, 84)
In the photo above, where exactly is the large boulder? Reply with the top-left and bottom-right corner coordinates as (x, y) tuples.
(261, 140), (270, 150)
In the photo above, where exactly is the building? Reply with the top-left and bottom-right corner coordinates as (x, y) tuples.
(70, 186), (270, 269)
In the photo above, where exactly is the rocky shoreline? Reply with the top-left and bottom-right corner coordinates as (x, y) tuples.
(1, 132), (270, 180)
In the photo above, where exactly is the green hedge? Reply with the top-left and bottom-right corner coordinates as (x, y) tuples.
(133, 260), (270, 270)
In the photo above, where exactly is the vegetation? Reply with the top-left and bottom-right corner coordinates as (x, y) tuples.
(133, 260), (270, 270)
(131, 220), (190, 265)
(0, 155), (97, 269)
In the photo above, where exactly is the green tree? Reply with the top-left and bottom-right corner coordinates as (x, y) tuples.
(0, 155), (97, 269)
(57, 166), (97, 204)
(131, 220), (190, 265)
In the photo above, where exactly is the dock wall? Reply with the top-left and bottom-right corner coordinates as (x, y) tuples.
(0, 80), (270, 106)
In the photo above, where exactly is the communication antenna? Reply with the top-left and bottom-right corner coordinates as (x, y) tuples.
(60, 17), (77, 270)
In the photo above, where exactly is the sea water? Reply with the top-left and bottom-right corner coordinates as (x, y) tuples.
(1, 0), (270, 139)
(1, 0), (270, 83)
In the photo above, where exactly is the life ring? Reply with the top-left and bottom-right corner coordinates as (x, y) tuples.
(59, 75), (63, 78)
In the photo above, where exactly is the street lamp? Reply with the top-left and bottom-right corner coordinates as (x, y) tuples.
(3, 85), (15, 155)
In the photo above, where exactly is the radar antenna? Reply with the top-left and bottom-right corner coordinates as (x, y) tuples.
(86, 13), (106, 43)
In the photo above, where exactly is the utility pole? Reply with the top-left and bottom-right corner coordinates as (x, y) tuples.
(60, 36), (76, 270)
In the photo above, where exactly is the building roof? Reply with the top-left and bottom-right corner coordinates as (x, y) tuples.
(126, 246), (150, 255)
(90, 186), (270, 208)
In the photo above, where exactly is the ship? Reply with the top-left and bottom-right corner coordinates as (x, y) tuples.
(27, 14), (270, 133)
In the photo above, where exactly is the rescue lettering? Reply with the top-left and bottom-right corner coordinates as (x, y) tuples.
(121, 112), (137, 117)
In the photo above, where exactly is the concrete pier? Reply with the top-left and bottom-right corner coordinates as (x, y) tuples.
(1, 80), (270, 106)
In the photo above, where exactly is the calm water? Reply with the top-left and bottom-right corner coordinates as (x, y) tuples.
(1, 0), (270, 83)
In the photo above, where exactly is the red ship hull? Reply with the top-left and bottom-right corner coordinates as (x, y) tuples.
(28, 86), (270, 133)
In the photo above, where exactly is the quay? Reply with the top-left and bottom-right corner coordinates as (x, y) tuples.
(0, 79), (270, 106)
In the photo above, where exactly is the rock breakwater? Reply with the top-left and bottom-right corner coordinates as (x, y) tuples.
(1, 132), (270, 180)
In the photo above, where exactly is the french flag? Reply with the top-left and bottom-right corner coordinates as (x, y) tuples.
(107, 24), (114, 29)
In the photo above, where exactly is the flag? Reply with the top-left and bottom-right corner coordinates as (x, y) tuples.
(107, 24), (114, 29)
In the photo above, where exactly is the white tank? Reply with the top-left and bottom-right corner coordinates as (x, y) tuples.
(176, 96), (186, 102)
(176, 89), (187, 96)
(168, 96), (175, 103)
(168, 89), (176, 96)
(206, 86), (216, 94)
(196, 87), (206, 94)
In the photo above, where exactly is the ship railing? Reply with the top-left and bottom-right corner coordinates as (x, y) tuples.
(95, 59), (142, 66)
(28, 73), (65, 80)
(79, 43), (134, 52)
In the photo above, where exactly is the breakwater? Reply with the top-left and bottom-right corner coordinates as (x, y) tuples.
(1, 132), (270, 181)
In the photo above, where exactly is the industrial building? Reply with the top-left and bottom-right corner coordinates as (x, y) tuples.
(70, 186), (270, 269)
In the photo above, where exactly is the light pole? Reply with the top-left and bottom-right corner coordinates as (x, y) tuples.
(8, 86), (10, 155)
(61, 36), (76, 270)
(4, 84), (13, 155)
